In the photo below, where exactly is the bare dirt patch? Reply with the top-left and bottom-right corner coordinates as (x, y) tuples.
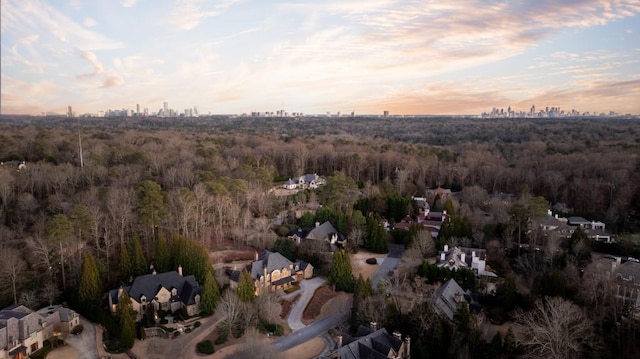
(302, 286), (338, 323)
(351, 250), (385, 280)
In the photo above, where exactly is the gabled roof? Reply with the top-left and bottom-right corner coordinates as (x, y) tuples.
(330, 327), (403, 359)
(113, 271), (201, 306)
(248, 250), (293, 279)
(306, 221), (339, 241)
(433, 279), (468, 320)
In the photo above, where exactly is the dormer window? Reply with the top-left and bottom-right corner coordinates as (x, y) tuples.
(172, 288), (178, 296)
(141, 295), (147, 302)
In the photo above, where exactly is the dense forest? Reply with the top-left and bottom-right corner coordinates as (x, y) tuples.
(1, 114), (639, 357)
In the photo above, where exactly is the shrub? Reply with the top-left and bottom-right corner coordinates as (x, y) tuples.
(365, 258), (377, 265)
(284, 285), (300, 294)
(71, 324), (84, 335)
(258, 319), (284, 336)
(197, 340), (215, 355)
(214, 332), (228, 345)
(194, 321), (202, 328)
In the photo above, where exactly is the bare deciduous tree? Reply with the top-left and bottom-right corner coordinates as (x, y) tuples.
(516, 297), (595, 359)
(0, 247), (27, 304)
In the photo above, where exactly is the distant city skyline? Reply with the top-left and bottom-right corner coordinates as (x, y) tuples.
(1, 0), (640, 116)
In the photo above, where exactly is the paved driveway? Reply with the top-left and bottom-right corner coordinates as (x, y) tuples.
(287, 277), (326, 331)
(273, 310), (348, 352)
(371, 244), (405, 288)
(65, 316), (99, 359)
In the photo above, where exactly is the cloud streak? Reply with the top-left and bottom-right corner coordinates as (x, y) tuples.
(1, 0), (639, 115)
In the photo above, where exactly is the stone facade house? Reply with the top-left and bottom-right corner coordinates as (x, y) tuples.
(229, 250), (313, 296)
(0, 305), (49, 359)
(108, 267), (202, 322)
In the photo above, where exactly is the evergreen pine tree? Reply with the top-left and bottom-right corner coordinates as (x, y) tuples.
(117, 290), (136, 349)
(153, 233), (171, 273)
(237, 270), (255, 302)
(130, 235), (147, 277)
(200, 270), (220, 314)
(78, 252), (101, 319)
(119, 243), (132, 282)
(366, 217), (388, 254)
(328, 250), (355, 292)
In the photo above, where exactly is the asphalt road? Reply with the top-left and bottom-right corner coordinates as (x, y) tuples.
(371, 244), (405, 288)
(272, 310), (348, 352)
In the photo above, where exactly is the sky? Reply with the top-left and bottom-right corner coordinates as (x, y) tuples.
(1, 0), (640, 116)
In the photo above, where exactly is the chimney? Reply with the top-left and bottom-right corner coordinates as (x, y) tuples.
(444, 244), (449, 252)
(616, 257), (622, 265)
(472, 251), (476, 259)
(460, 252), (466, 264)
(555, 214), (558, 219)
(255, 251), (259, 261)
(393, 331), (402, 341)
(336, 335), (343, 348)
(370, 321), (377, 331)
(315, 222), (320, 228)
(440, 252), (445, 262)
(404, 336), (411, 357)
(152, 269), (157, 275)
(178, 265), (182, 276)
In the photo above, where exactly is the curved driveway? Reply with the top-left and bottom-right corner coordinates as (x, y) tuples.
(65, 316), (99, 359)
(286, 277), (326, 331)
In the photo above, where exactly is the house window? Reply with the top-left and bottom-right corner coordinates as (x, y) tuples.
(30, 343), (38, 352)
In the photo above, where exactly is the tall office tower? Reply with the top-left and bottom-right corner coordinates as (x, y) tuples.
(383, 110), (389, 117)
(163, 102), (169, 116)
(136, 104), (140, 116)
(67, 106), (73, 117)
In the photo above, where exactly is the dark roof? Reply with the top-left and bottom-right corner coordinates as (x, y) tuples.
(272, 277), (295, 286)
(567, 216), (590, 225)
(330, 328), (403, 359)
(433, 279), (467, 320)
(306, 221), (339, 241)
(248, 250), (293, 279)
(117, 271), (201, 306)
(9, 345), (27, 355)
(287, 228), (310, 238)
